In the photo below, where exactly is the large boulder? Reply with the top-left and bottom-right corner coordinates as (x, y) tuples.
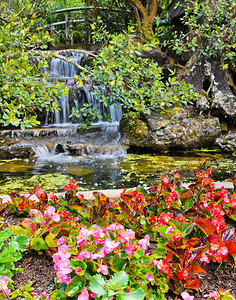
(120, 107), (221, 151)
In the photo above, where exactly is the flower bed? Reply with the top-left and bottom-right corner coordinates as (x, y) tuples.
(0, 160), (235, 300)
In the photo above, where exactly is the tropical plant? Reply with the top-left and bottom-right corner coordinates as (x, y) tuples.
(0, 2), (68, 129)
(171, 0), (236, 66)
(74, 27), (198, 125)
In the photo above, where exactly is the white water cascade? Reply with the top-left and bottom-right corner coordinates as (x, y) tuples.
(46, 51), (122, 126)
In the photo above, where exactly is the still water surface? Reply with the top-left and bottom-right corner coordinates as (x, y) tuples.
(0, 150), (235, 194)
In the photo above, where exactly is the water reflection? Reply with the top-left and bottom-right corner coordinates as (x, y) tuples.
(0, 151), (235, 194)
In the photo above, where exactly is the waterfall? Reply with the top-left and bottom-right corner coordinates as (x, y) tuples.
(32, 145), (53, 159)
(47, 51), (122, 126)
(49, 52), (85, 78)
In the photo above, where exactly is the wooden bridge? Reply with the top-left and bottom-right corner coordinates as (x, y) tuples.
(49, 6), (130, 45)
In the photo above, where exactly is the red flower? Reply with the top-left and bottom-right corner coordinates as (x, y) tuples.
(177, 269), (188, 280)
(162, 174), (169, 187)
(18, 202), (24, 211)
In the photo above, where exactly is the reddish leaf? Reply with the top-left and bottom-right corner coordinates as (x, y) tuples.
(180, 189), (193, 199)
(187, 264), (206, 274)
(221, 227), (235, 241)
(188, 237), (202, 250)
(93, 192), (108, 202)
(204, 184), (213, 192)
(21, 220), (36, 233)
(194, 218), (216, 235)
(120, 194), (132, 207)
(226, 240), (236, 256)
(229, 175), (236, 185)
(224, 253), (235, 265)
(119, 202), (133, 219)
(184, 277), (201, 289)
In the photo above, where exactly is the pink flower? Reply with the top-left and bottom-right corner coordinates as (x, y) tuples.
(103, 238), (120, 253)
(57, 259), (72, 275)
(78, 287), (89, 300)
(52, 213), (60, 222)
(165, 226), (175, 234)
(97, 263), (108, 275)
(57, 237), (66, 245)
(0, 276), (11, 295)
(29, 209), (43, 217)
(125, 241), (135, 255)
(35, 186), (45, 198)
(152, 259), (158, 266)
(105, 223), (124, 232)
(135, 235), (150, 251)
(181, 291), (194, 300)
(76, 250), (91, 260)
(119, 229), (135, 243)
(204, 291), (219, 299)
(58, 245), (71, 259)
(77, 228), (90, 247)
(44, 206), (56, 219)
(90, 292), (96, 298)
(145, 273), (154, 282)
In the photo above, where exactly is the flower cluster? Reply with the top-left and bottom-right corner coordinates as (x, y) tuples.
(53, 223), (150, 286)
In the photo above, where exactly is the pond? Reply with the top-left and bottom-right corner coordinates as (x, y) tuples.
(0, 149), (235, 194)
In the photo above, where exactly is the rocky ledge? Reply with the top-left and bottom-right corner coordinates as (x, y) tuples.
(120, 107), (222, 152)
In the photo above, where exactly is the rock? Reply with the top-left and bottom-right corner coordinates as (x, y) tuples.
(182, 53), (236, 120)
(0, 143), (33, 159)
(140, 49), (174, 78)
(216, 133), (236, 153)
(120, 107), (221, 151)
(141, 50), (169, 66)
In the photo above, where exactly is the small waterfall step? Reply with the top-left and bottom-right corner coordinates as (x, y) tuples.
(0, 123), (119, 139)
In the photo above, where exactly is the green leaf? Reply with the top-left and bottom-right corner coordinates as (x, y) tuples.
(69, 259), (87, 271)
(117, 288), (146, 300)
(110, 257), (126, 272)
(50, 290), (67, 300)
(30, 237), (48, 250)
(89, 274), (107, 296)
(65, 276), (85, 297)
(136, 187), (147, 195)
(11, 235), (29, 251)
(134, 249), (145, 258)
(0, 251), (21, 263)
(107, 271), (128, 289)
(45, 234), (58, 248)
(0, 229), (12, 248)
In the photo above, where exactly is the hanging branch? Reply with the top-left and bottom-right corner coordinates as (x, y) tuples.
(53, 49), (97, 58)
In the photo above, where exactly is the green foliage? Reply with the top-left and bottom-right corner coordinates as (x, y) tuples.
(78, 27), (198, 122)
(89, 272), (146, 299)
(0, 228), (28, 279)
(171, 0), (236, 65)
(0, 3), (68, 129)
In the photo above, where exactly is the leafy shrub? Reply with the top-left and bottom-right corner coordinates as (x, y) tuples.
(171, 0), (236, 65)
(74, 27), (198, 125)
(0, 3), (68, 129)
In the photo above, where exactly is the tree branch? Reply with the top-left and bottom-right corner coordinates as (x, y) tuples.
(129, 0), (147, 17)
(53, 49), (97, 58)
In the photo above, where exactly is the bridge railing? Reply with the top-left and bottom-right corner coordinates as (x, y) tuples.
(49, 6), (130, 45)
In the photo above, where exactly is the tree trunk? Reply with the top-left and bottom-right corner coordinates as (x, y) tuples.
(180, 52), (236, 121)
(129, 0), (158, 39)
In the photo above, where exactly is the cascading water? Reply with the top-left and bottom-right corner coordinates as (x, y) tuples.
(46, 51), (122, 126)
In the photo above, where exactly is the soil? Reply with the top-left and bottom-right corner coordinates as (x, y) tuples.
(13, 251), (56, 295)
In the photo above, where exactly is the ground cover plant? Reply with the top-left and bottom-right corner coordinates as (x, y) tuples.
(0, 161), (235, 299)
